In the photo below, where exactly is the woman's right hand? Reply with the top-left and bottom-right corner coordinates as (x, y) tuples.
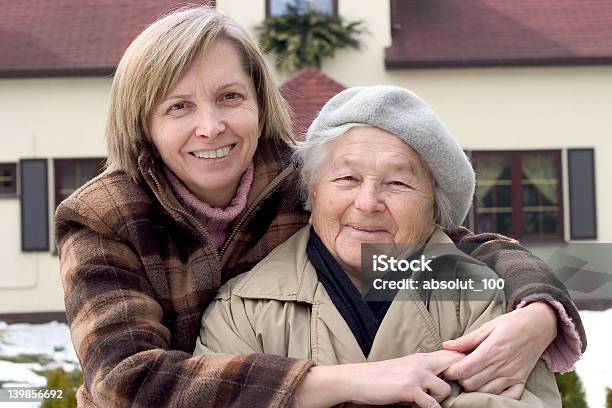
(297, 350), (464, 408)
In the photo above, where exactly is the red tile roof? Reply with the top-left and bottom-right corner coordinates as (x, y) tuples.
(386, 0), (612, 68)
(280, 66), (346, 139)
(0, 1), (213, 76)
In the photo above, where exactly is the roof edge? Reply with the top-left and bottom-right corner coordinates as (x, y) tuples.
(281, 66), (346, 90)
(0, 67), (116, 79)
(385, 55), (612, 70)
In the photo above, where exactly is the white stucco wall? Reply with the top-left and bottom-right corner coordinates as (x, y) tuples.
(0, 77), (110, 313)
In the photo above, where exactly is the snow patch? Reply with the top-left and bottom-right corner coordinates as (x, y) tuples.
(574, 309), (612, 408)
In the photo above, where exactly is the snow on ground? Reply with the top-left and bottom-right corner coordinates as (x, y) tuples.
(574, 309), (612, 408)
(0, 360), (47, 387)
(0, 321), (79, 408)
(0, 310), (611, 407)
(0, 320), (79, 407)
(0, 320), (79, 373)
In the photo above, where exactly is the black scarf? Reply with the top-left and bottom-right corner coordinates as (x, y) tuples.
(306, 227), (396, 357)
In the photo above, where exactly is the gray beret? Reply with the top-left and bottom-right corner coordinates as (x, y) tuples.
(306, 85), (475, 227)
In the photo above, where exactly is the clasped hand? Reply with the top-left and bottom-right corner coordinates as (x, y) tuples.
(442, 302), (558, 399)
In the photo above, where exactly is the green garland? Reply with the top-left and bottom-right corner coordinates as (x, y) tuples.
(257, 5), (365, 72)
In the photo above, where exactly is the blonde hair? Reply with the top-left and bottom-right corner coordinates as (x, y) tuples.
(105, 5), (293, 181)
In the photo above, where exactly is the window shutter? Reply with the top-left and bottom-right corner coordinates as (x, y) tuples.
(20, 159), (49, 251)
(568, 149), (597, 239)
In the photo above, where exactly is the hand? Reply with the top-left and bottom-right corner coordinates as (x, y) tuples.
(297, 350), (464, 408)
(442, 301), (557, 399)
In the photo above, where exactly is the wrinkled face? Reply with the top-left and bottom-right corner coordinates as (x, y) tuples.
(310, 126), (436, 273)
(149, 38), (260, 207)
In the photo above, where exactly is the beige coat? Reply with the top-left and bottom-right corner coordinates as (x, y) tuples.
(195, 226), (561, 408)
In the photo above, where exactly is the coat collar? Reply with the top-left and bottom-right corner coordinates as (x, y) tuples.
(228, 226), (485, 304)
(227, 225), (316, 302)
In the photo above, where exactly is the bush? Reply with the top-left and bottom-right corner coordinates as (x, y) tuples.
(555, 371), (588, 408)
(0, 353), (54, 365)
(40, 367), (83, 408)
(257, 5), (364, 72)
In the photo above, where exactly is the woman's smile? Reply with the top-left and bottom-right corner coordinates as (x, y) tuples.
(183, 141), (241, 174)
(189, 143), (236, 159)
(343, 224), (390, 237)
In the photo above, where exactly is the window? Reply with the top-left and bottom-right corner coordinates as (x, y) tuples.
(0, 162), (17, 195)
(471, 150), (563, 241)
(267, 0), (337, 16)
(54, 158), (105, 208)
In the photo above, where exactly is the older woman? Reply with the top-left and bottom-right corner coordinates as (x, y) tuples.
(195, 86), (562, 407)
(55, 6), (582, 408)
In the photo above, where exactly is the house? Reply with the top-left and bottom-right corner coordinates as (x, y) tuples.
(1, 0), (610, 320)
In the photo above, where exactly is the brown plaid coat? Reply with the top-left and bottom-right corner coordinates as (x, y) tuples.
(55, 139), (585, 407)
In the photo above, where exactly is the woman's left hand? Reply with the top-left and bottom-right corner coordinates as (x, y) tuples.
(442, 301), (558, 399)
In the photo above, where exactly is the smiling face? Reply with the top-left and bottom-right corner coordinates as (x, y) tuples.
(309, 126), (436, 274)
(148, 38), (260, 207)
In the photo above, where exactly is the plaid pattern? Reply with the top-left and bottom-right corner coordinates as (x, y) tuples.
(55, 137), (585, 407)
(55, 139), (313, 407)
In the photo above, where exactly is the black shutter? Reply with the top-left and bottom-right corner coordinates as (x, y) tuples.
(20, 159), (49, 251)
(568, 149), (597, 239)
